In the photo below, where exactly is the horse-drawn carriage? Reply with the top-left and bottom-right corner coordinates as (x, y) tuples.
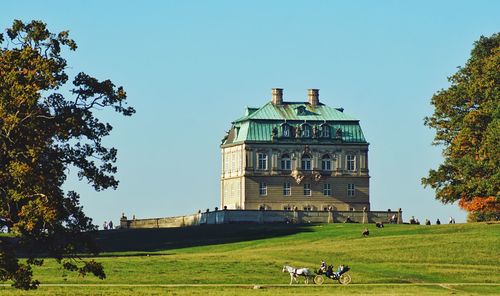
(313, 265), (351, 285)
(282, 264), (352, 285)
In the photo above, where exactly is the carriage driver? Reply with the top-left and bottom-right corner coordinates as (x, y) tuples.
(320, 261), (327, 273)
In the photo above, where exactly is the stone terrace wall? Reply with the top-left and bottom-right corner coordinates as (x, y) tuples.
(120, 209), (402, 229)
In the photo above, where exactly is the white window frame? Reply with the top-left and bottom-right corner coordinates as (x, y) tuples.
(259, 182), (267, 196)
(321, 155), (331, 171)
(322, 125), (330, 138)
(283, 182), (291, 196)
(283, 125), (290, 137)
(323, 183), (332, 196)
(302, 125), (311, 138)
(303, 183), (311, 196)
(346, 154), (356, 171)
(301, 155), (311, 171)
(257, 153), (268, 170)
(347, 183), (355, 197)
(281, 155), (291, 170)
(303, 206), (312, 211)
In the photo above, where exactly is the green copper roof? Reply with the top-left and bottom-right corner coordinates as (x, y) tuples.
(222, 101), (368, 146)
(234, 102), (356, 122)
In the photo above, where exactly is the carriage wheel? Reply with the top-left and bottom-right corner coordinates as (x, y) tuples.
(338, 273), (351, 285)
(314, 275), (324, 285)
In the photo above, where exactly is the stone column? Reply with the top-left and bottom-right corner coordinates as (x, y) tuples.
(362, 207), (368, 224)
(328, 207), (334, 223)
(120, 213), (128, 229)
(293, 207), (301, 224)
(271, 150), (278, 171)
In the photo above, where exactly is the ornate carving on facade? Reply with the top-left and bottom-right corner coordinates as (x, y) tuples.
(312, 125), (319, 138)
(313, 171), (322, 182)
(291, 169), (304, 184)
(295, 125), (302, 138)
(336, 128), (342, 139)
(271, 126), (278, 138)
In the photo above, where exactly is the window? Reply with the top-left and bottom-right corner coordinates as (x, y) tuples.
(259, 205), (266, 211)
(283, 182), (291, 196)
(301, 154), (311, 171)
(302, 124), (311, 138)
(224, 153), (230, 173)
(303, 206), (312, 211)
(282, 124), (290, 137)
(257, 153), (268, 170)
(321, 155), (331, 171)
(281, 154), (291, 170)
(283, 206), (292, 211)
(303, 183), (311, 196)
(346, 154), (356, 171)
(323, 183), (332, 196)
(347, 183), (355, 197)
(321, 124), (330, 138)
(259, 182), (267, 196)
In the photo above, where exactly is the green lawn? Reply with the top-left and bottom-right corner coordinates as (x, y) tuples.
(1, 222), (499, 295)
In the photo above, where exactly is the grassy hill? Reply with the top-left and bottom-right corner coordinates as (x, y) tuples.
(1, 222), (499, 295)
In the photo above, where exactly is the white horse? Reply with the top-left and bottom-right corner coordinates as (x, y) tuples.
(282, 265), (314, 285)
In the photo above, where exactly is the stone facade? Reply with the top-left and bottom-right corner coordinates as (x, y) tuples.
(120, 209), (403, 229)
(220, 89), (370, 211)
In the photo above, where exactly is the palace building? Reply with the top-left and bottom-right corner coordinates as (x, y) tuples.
(220, 89), (370, 211)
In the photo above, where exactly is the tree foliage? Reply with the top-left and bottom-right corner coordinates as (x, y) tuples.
(423, 33), (500, 221)
(0, 20), (135, 289)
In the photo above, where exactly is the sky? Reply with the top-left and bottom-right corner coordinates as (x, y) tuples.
(2, 0), (499, 226)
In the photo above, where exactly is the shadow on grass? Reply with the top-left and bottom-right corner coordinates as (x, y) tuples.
(95, 224), (314, 255)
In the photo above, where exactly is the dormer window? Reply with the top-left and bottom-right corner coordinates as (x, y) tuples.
(281, 123), (291, 137)
(302, 124), (311, 138)
(296, 106), (306, 115)
(321, 124), (330, 138)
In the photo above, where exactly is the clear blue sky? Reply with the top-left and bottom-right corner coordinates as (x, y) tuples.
(2, 1), (499, 225)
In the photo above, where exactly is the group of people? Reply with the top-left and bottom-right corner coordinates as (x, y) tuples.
(319, 260), (346, 278)
(102, 220), (114, 230)
(409, 216), (456, 225)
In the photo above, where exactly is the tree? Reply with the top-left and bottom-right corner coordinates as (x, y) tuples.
(0, 20), (135, 289)
(422, 33), (499, 222)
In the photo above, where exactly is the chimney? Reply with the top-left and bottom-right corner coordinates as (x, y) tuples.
(308, 89), (319, 106)
(271, 88), (283, 105)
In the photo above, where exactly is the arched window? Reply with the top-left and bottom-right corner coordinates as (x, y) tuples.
(281, 123), (291, 137)
(301, 154), (311, 170)
(281, 154), (291, 170)
(321, 154), (331, 171)
(321, 124), (330, 138)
